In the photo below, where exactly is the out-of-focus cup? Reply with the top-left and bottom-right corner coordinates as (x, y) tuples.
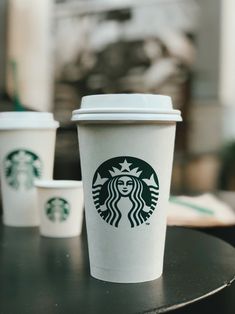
(0, 112), (59, 226)
(72, 94), (182, 283)
(35, 180), (84, 238)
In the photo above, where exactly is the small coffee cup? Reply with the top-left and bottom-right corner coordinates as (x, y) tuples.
(35, 180), (84, 238)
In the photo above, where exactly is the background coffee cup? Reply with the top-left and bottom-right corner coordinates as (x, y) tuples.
(0, 112), (59, 226)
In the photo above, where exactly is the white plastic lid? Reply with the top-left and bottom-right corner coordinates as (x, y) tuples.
(34, 180), (82, 189)
(72, 94), (182, 123)
(0, 112), (59, 129)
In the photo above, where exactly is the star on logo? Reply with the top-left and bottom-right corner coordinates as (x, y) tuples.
(93, 173), (108, 187)
(143, 174), (158, 187)
(119, 159), (132, 172)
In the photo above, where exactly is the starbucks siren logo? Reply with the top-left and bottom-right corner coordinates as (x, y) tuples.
(45, 197), (70, 222)
(92, 156), (159, 228)
(4, 149), (42, 190)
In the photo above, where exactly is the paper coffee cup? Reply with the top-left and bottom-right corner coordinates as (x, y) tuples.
(35, 180), (84, 238)
(0, 112), (59, 226)
(72, 94), (182, 283)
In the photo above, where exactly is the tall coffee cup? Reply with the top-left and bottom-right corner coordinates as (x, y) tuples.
(0, 112), (59, 226)
(72, 94), (181, 283)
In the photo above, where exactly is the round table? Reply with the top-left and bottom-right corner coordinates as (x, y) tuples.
(0, 225), (234, 313)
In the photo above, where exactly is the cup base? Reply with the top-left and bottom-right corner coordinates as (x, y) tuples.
(3, 220), (40, 227)
(90, 266), (163, 283)
(40, 232), (80, 238)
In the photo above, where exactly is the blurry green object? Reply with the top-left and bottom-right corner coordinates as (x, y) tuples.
(10, 60), (25, 111)
(218, 141), (235, 190)
(169, 196), (214, 215)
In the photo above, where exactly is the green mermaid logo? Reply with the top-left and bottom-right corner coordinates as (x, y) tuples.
(92, 156), (159, 228)
(45, 197), (70, 222)
(4, 149), (42, 190)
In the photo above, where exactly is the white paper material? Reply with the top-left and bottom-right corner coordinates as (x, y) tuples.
(78, 122), (176, 283)
(36, 182), (84, 238)
(0, 129), (57, 226)
(168, 193), (235, 227)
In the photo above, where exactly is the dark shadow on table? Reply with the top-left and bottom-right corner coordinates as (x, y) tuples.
(171, 225), (235, 314)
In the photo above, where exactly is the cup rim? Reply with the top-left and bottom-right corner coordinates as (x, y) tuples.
(72, 93), (182, 123)
(34, 180), (83, 189)
(0, 111), (59, 130)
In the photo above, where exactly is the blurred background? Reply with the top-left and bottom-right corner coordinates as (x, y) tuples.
(1, 0), (235, 230)
(1, 1), (235, 312)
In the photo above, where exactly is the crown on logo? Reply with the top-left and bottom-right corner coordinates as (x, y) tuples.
(109, 159), (142, 178)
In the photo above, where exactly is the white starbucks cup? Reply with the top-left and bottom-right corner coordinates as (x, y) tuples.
(35, 180), (84, 238)
(72, 94), (182, 283)
(0, 112), (59, 226)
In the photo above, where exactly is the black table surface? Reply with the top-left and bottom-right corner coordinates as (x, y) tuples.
(0, 224), (234, 314)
